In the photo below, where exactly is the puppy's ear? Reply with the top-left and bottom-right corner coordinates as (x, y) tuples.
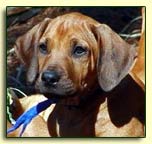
(95, 24), (137, 91)
(14, 18), (51, 84)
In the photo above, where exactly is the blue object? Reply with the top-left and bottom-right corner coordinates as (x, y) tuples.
(7, 98), (57, 137)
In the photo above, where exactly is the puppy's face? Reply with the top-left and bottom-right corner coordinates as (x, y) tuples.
(15, 12), (136, 101)
(35, 15), (99, 98)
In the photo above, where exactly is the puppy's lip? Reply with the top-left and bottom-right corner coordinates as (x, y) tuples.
(35, 81), (78, 102)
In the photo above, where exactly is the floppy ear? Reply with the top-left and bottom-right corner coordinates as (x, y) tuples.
(14, 18), (51, 84)
(95, 24), (137, 92)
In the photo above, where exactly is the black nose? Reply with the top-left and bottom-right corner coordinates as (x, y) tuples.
(41, 70), (60, 86)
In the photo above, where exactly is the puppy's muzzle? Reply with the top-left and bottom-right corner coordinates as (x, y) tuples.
(41, 70), (60, 87)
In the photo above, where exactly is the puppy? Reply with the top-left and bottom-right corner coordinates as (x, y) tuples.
(10, 12), (144, 137)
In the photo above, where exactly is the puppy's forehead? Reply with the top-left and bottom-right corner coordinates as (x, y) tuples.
(43, 12), (99, 38)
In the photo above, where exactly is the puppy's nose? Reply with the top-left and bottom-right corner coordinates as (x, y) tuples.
(41, 70), (60, 86)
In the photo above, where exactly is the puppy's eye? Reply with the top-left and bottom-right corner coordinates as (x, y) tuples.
(39, 43), (48, 54)
(73, 46), (87, 57)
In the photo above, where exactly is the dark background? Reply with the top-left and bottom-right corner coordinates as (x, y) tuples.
(7, 7), (142, 48)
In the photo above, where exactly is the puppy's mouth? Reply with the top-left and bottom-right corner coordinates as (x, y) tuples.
(35, 70), (83, 105)
(35, 78), (77, 98)
(35, 81), (82, 106)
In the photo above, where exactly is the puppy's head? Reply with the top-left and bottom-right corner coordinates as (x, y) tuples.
(14, 12), (136, 100)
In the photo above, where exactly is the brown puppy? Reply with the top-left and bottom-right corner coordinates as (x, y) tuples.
(12, 12), (144, 137)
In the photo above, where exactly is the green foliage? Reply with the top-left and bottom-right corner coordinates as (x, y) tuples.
(7, 88), (15, 124)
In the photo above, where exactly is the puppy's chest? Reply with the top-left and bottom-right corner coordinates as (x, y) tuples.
(55, 106), (95, 136)
(53, 100), (144, 137)
(54, 101), (109, 136)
